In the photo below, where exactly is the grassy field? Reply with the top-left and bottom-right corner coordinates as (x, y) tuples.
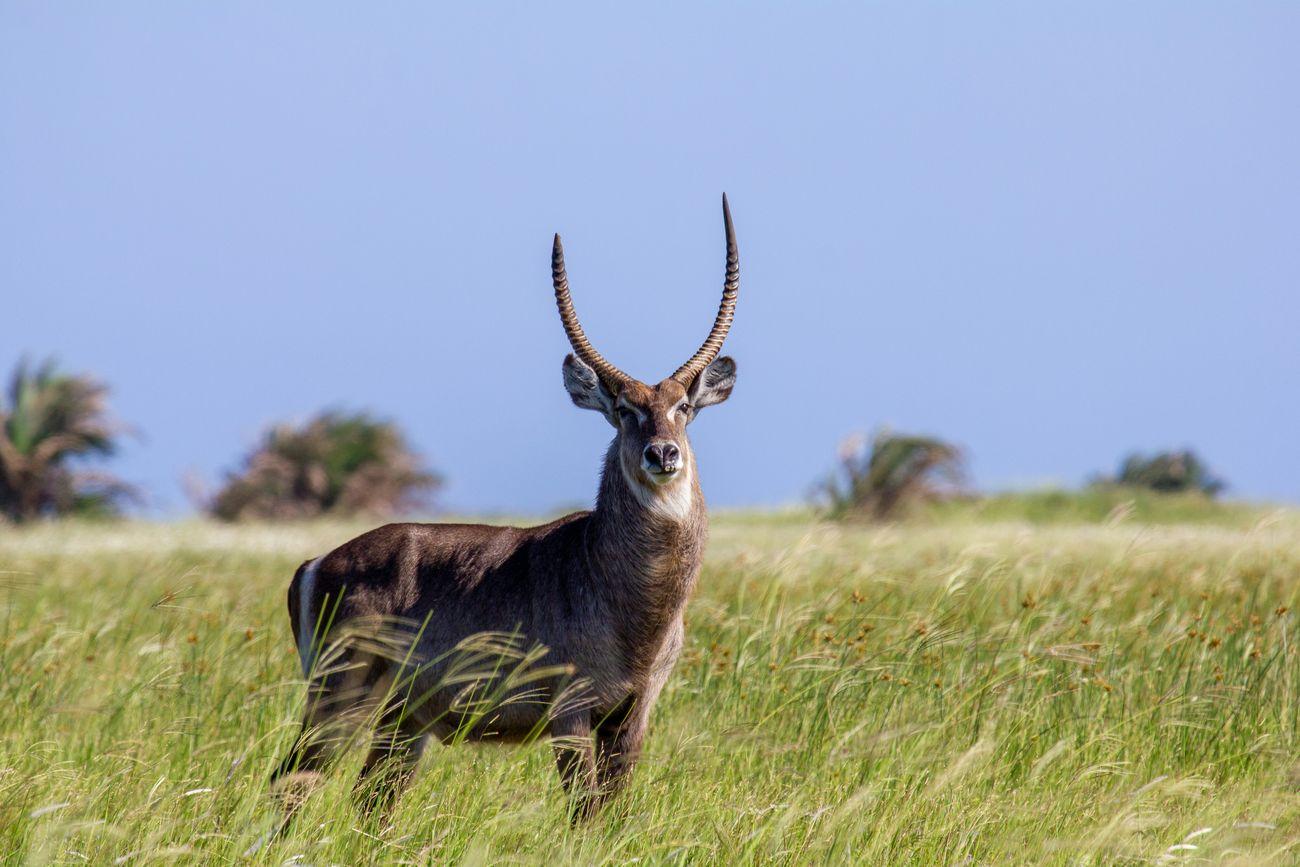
(3, 505), (1300, 864)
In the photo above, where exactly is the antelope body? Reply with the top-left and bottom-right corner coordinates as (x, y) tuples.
(270, 197), (741, 823)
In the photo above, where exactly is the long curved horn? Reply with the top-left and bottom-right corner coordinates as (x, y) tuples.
(552, 233), (631, 389)
(671, 193), (738, 384)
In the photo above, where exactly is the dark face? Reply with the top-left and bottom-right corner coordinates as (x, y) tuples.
(562, 354), (737, 494)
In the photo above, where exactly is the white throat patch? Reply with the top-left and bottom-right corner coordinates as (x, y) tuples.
(621, 460), (697, 522)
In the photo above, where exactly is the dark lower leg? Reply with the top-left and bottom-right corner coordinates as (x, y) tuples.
(592, 714), (645, 817)
(268, 659), (379, 832)
(353, 723), (426, 819)
(268, 720), (347, 831)
(595, 730), (643, 799)
(592, 694), (646, 808)
(551, 714), (597, 823)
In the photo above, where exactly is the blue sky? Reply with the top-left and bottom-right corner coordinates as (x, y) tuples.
(3, 3), (1297, 514)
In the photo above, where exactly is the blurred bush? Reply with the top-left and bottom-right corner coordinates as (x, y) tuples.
(0, 357), (136, 522)
(818, 429), (966, 520)
(208, 410), (441, 521)
(1103, 449), (1225, 497)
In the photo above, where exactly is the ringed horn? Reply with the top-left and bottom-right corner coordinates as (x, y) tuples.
(551, 193), (739, 390)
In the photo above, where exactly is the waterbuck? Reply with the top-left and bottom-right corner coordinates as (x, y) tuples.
(270, 196), (740, 823)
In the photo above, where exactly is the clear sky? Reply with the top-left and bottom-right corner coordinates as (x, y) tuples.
(3, 3), (1297, 514)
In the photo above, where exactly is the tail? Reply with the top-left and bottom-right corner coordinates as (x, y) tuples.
(287, 557), (323, 677)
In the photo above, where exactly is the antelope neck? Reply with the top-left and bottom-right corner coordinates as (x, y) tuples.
(587, 441), (705, 584)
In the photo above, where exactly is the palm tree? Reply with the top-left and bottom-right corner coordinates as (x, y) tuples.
(0, 358), (135, 522)
(820, 430), (966, 520)
(208, 410), (442, 521)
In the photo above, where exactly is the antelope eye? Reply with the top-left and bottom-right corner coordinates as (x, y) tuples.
(677, 403), (693, 418)
(617, 408), (637, 424)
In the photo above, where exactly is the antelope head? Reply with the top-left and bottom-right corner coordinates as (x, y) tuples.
(555, 195), (739, 497)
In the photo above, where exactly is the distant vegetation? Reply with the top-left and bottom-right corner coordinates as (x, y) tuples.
(208, 410), (441, 521)
(816, 431), (1238, 525)
(0, 357), (136, 523)
(818, 430), (966, 520)
(920, 486), (1259, 526)
(1100, 448), (1226, 497)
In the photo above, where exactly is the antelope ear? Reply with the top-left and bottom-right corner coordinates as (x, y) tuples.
(562, 354), (617, 423)
(688, 356), (736, 411)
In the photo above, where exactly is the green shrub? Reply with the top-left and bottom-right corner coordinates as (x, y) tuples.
(208, 410), (441, 521)
(818, 430), (966, 520)
(1109, 449), (1226, 497)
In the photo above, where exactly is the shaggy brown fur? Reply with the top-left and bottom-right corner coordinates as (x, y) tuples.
(270, 360), (736, 824)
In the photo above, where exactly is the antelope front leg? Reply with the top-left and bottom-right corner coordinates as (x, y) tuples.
(593, 695), (649, 809)
(593, 645), (675, 810)
(550, 713), (598, 822)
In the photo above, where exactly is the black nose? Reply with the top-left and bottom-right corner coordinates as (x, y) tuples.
(644, 442), (681, 473)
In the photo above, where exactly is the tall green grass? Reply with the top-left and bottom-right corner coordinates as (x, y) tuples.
(2, 511), (1299, 863)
